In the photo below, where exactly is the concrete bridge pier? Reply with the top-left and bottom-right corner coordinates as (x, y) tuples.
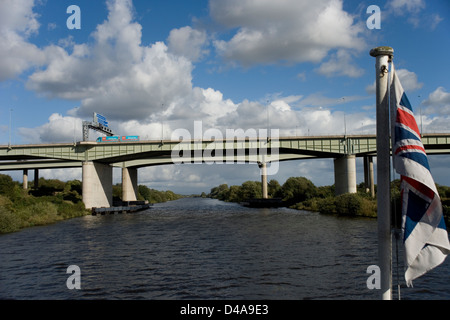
(23, 169), (28, 190)
(34, 169), (39, 189)
(23, 169), (39, 189)
(82, 161), (113, 209)
(364, 156), (375, 198)
(258, 162), (268, 199)
(334, 155), (357, 195)
(122, 167), (138, 202)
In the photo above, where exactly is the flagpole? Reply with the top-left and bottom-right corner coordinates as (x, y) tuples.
(370, 46), (394, 300)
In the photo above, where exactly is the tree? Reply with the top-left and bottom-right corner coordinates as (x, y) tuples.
(227, 185), (242, 202)
(0, 174), (16, 197)
(138, 185), (151, 200)
(210, 184), (229, 200)
(281, 177), (317, 205)
(268, 179), (281, 198)
(239, 181), (262, 200)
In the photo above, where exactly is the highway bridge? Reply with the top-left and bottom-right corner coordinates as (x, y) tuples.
(1, 133), (449, 209)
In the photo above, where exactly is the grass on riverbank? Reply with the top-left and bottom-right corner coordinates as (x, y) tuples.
(0, 175), (89, 234)
(0, 174), (185, 234)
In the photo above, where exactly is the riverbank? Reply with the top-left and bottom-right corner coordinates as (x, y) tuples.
(209, 177), (378, 217)
(290, 192), (377, 218)
(208, 177), (450, 223)
(0, 174), (183, 234)
(0, 175), (88, 234)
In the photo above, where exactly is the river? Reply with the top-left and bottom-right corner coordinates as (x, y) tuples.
(0, 197), (449, 300)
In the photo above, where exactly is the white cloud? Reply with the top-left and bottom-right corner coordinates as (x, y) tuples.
(297, 92), (367, 108)
(167, 26), (209, 62)
(419, 114), (450, 134)
(395, 68), (423, 91)
(0, 0), (39, 34)
(429, 14), (443, 30)
(387, 0), (425, 14)
(210, 0), (365, 67)
(18, 113), (83, 144)
(365, 82), (376, 95)
(21, 0), (237, 131)
(386, 0), (436, 29)
(40, 168), (82, 182)
(26, 0), (196, 122)
(422, 87), (450, 116)
(10, 0), (374, 149)
(138, 164), (233, 194)
(0, 0), (45, 81)
(366, 68), (423, 95)
(316, 49), (364, 78)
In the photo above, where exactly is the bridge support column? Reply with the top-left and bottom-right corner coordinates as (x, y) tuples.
(23, 169), (28, 190)
(82, 161), (113, 209)
(34, 169), (39, 189)
(364, 156), (375, 198)
(122, 167), (138, 202)
(259, 162), (268, 199)
(334, 155), (357, 195)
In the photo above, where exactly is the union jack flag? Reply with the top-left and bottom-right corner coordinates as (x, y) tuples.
(390, 64), (450, 286)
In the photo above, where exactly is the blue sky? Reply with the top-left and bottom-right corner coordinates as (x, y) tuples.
(0, 0), (449, 193)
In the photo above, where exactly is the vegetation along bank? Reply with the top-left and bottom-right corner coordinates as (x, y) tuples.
(209, 177), (450, 224)
(0, 174), (182, 234)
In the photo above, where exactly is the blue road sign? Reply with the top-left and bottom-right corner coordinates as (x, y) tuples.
(94, 113), (108, 127)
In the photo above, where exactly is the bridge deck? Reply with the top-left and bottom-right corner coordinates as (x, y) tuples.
(1, 134), (449, 171)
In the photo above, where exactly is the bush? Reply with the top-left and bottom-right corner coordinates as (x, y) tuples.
(0, 174), (16, 196)
(291, 198), (321, 212)
(335, 194), (363, 216)
(62, 180), (83, 203)
(281, 177), (317, 205)
(0, 176), (89, 234)
(315, 193), (377, 217)
(317, 197), (337, 215)
(16, 201), (59, 227)
(0, 206), (21, 233)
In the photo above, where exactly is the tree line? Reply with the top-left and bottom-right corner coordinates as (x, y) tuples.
(112, 183), (183, 204)
(209, 177), (450, 222)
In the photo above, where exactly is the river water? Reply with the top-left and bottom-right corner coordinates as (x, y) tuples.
(0, 197), (449, 300)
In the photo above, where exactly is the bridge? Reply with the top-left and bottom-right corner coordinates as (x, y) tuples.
(1, 133), (450, 209)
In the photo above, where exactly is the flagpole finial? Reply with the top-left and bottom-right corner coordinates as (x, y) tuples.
(370, 46), (394, 61)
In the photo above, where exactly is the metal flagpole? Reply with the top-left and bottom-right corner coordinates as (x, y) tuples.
(370, 46), (394, 300)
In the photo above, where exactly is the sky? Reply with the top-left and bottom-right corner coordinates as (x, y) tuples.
(0, 0), (449, 194)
